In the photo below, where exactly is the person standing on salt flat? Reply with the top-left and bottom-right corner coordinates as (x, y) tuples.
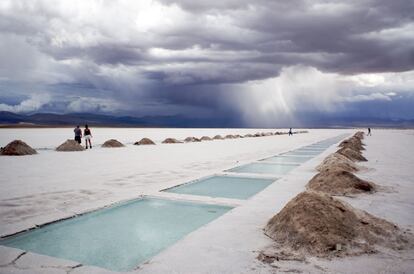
(74, 125), (82, 144)
(368, 127), (372, 136)
(289, 128), (293, 136)
(84, 124), (93, 149)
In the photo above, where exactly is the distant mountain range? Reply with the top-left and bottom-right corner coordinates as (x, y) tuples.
(0, 111), (413, 128)
(0, 111), (239, 128)
(305, 117), (414, 128)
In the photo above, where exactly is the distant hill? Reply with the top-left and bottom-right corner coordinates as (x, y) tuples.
(0, 111), (413, 128)
(299, 116), (414, 128)
(0, 111), (239, 128)
(0, 111), (145, 127)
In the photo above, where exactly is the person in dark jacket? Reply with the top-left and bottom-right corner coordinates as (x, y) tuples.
(74, 125), (82, 144)
(84, 124), (92, 149)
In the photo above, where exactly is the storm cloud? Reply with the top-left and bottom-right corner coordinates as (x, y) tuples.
(0, 0), (413, 126)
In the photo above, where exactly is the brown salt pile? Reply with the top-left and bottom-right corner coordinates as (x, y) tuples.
(244, 134), (254, 138)
(0, 140), (37, 156)
(307, 170), (375, 195)
(184, 137), (201, 142)
(200, 136), (212, 141)
(337, 147), (367, 162)
(264, 191), (409, 258)
(339, 136), (365, 151)
(316, 153), (360, 173)
(254, 133), (261, 137)
(213, 135), (224, 140)
(225, 134), (236, 139)
(162, 138), (182, 144)
(134, 138), (155, 145)
(101, 139), (124, 148)
(56, 140), (85, 151)
(354, 131), (365, 139)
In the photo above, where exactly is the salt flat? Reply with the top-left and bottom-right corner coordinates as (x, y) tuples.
(0, 128), (338, 236)
(137, 129), (414, 274)
(0, 128), (413, 273)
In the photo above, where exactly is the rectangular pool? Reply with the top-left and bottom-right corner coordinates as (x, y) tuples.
(227, 162), (299, 175)
(0, 198), (232, 272)
(307, 145), (328, 149)
(282, 150), (321, 156)
(303, 145), (328, 150)
(298, 147), (325, 151)
(164, 175), (275, 200)
(289, 149), (322, 155)
(261, 155), (313, 164)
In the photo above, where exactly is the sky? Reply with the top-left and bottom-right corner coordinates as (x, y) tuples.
(0, 0), (413, 127)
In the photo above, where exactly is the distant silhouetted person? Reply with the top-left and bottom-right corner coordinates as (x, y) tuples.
(289, 128), (293, 136)
(74, 125), (82, 144)
(84, 124), (92, 149)
(367, 127), (371, 136)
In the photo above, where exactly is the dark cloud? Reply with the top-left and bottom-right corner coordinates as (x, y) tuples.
(0, 0), (413, 126)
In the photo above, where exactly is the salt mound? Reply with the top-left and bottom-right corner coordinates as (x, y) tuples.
(0, 140), (37, 156)
(254, 133), (261, 137)
(337, 147), (367, 162)
(264, 191), (408, 257)
(184, 137), (201, 142)
(307, 170), (375, 195)
(316, 153), (360, 173)
(339, 137), (365, 151)
(213, 135), (224, 140)
(56, 140), (85, 151)
(134, 138), (155, 145)
(200, 136), (212, 141)
(244, 134), (254, 138)
(225, 134), (236, 139)
(354, 131), (364, 139)
(101, 139), (124, 148)
(162, 138), (182, 144)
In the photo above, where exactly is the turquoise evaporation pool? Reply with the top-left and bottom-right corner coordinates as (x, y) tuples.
(163, 175), (276, 200)
(302, 146), (326, 150)
(314, 134), (349, 146)
(0, 198), (232, 272)
(294, 150), (323, 155)
(281, 150), (321, 157)
(298, 146), (325, 151)
(307, 144), (329, 148)
(260, 155), (313, 164)
(227, 162), (299, 175)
